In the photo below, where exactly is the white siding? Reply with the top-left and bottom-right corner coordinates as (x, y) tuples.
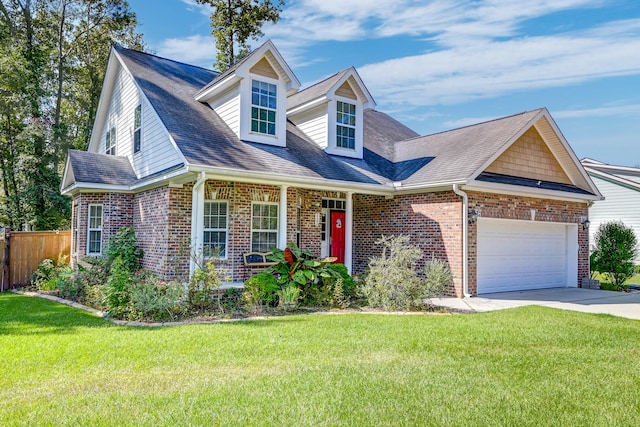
(289, 105), (328, 149)
(208, 84), (241, 138)
(589, 175), (640, 263)
(96, 66), (182, 178)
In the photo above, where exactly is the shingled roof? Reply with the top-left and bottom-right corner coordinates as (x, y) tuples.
(63, 45), (597, 197)
(114, 46), (411, 185)
(64, 150), (137, 187)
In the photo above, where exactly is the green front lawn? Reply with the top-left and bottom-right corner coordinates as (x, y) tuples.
(1, 293), (639, 426)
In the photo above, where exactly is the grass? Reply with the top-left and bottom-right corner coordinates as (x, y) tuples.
(1, 293), (639, 426)
(592, 272), (640, 289)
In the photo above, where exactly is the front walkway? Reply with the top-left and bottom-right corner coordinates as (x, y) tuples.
(432, 287), (640, 320)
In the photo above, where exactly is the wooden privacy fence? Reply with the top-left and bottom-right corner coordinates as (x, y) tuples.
(0, 229), (71, 290)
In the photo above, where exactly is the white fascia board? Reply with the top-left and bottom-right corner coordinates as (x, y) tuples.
(187, 165), (392, 196)
(286, 96), (328, 116)
(332, 67), (376, 110)
(61, 182), (132, 196)
(129, 166), (190, 192)
(60, 156), (74, 192)
(534, 109), (602, 197)
(62, 166), (190, 196)
(585, 167), (640, 192)
(87, 49), (120, 153)
(464, 180), (603, 202)
(584, 163), (640, 175)
(194, 74), (242, 103)
(236, 40), (301, 93)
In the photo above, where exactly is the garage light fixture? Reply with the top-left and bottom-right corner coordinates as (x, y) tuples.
(581, 217), (590, 230)
(469, 210), (478, 225)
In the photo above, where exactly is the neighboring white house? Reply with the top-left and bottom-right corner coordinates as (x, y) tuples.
(581, 158), (640, 263)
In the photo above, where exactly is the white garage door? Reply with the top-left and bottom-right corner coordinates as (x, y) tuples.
(477, 218), (578, 294)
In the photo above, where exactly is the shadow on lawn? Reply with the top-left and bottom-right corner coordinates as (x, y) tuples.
(0, 292), (111, 336)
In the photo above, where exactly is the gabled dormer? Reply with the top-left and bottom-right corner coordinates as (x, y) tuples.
(287, 67), (376, 159)
(195, 41), (300, 148)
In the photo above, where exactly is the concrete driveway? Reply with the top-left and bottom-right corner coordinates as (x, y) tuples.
(431, 287), (640, 320)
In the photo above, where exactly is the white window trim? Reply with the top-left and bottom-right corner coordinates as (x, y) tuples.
(133, 103), (142, 154)
(250, 79), (277, 137)
(336, 100), (356, 150)
(250, 201), (279, 252)
(240, 74), (286, 147)
(325, 96), (364, 159)
(104, 112), (117, 155)
(203, 200), (229, 260)
(87, 204), (103, 256)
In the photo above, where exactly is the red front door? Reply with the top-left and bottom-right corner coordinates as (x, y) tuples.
(330, 211), (346, 264)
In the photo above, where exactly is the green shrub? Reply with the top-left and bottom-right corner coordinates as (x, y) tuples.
(243, 272), (280, 312)
(423, 258), (453, 299)
(31, 256), (73, 292)
(104, 257), (135, 318)
(590, 221), (638, 290)
(104, 226), (144, 273)
(31, 258), (57, 290)
(130, 273), (185, 321)
(221, 288), (243, 312)
(360, 235), (425, 310)
(188, 259), (223, 312)
(277, 285), (300, 311)
(326, 263), (356, 297)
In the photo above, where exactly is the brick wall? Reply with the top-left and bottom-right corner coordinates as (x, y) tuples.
(71, 193), (134, 266)
(353, 190), (590, 297)
(353, 192), (464, 296)
(467, 191), (590, 295)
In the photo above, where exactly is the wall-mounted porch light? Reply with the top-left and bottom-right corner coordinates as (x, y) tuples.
(469, 210), (478, 225)
(581, 217), (590, 231)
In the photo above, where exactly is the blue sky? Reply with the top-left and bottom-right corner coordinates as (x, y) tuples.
(128, 0), (640, 167)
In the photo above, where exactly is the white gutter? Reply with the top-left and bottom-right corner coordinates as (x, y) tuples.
(190, 171), (207, 275)
(452, 184), (472, 298)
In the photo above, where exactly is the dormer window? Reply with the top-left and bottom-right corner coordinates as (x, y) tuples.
(336, 101), (356, 150)
(251, 80), (277, 136)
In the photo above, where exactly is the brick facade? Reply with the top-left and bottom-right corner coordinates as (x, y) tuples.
(467, 191), (590, 296)
(71, 183), (590, 298)
(71, 193), (133, 266)
(353, 192), (464, 296)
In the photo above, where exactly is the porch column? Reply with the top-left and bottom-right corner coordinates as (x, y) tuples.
(278, 185), (288, 249)
(190, 172), (206, 275)
(345, 192), (353, 273)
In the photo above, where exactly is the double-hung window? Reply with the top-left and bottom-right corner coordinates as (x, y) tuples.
(203, 201), (228, 258)
(105, 126), (116, 155)
(133, 104), (142, 153)
(251, 203), (278, 252)
(251, 80), (277, 136)
(336, 101), (356, 149)
(87, 204), (103, 255)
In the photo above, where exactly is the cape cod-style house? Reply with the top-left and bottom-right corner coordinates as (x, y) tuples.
(61, 41), (602, 297)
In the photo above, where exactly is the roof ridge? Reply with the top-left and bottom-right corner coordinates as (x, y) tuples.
(114, 45), (217, 74)
(289, 68), (351, 98)
(399, 108), (546, 143)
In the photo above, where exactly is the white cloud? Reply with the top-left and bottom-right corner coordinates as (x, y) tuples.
(554, 103), (640, 119)
(358, 19), (640, 108)
(156, 35), (217, 69)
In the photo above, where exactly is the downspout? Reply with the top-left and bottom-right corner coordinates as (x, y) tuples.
(452, 184), (472, 298)
(190, 171), (206, 275)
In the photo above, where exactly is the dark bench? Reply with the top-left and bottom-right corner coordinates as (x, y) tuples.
(243, 251), (276, 279)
